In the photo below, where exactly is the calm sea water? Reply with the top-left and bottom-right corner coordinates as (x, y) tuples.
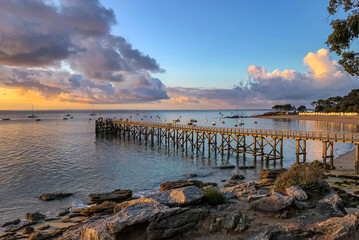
(0, 109), (357, 224)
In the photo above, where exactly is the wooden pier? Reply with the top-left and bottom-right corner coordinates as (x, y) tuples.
(96, 119), (359, 174)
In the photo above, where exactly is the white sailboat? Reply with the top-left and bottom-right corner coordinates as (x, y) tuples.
(28, 105), (37, 118)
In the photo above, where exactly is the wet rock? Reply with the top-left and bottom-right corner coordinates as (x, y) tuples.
(39, 193), (73, 201)
(0, 232), (16, 239)
(169, 186), (204, 206)
(5, 225), (22, 232)
(221, 180), (226, 182)
(222, 210), (250, 233)
(57, 209), (70, 217)
(309, 214), (359, 240)
(316, 191), (346, 217)
(237, 166), (255, 170)
(62, 216), (71, 223)
(250, 191), (294, 212)
(286, 185), (308, 201)
(1, 218), (20, 227)
(36, 224), (49, 230)
(218, 165), (235, 169)
(23, 226), (34, 234)
(80, 201), (117, 216)
(25, 212), (46, 222)
(160, 180), (203, 191)
(230, 174), (245, 180)
(89, 189), (132, 204)
(22, 220), (38, 227)
(184, 173), (197, 179)
(28, 232), (45, 240)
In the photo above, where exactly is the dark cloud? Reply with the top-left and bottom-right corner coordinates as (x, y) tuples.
(0, 0), (163, 77)
(0, 0), (168, 104)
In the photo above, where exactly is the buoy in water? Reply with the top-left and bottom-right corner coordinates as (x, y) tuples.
(234, 125), (238, 127)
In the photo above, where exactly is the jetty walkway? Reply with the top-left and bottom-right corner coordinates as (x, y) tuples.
(96, 119), (359, 174)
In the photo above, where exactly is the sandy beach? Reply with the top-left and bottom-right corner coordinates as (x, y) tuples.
(255, 114), (359, 125)
(333, 149), (357, 172)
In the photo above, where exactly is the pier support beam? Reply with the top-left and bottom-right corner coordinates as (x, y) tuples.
(322, 141), (334, 169)
(295, 139), (307, 164)
(356, 144), (359, 175)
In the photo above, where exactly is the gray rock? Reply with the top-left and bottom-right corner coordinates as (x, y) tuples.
(169, 186), (204, 206)
(160, 180), (203, 191)
(23, 226), (34, 234)
(36, 224), (49, 230)
(25, 212), (46, 222)
(1, 218), (20, 227)
(144, 191), (177, 207)
(57, 209), (70, 217)
(5, 225), (22, 232)
(107, 202), (179, 234)
(80, 201), (117, 216)
(62, 216), (71, 223)
(222, 210), (250, 233)
(286, 185), (308, 201)
(316, 191), (346, 217)
(28, 232), (46, 240)
(309, 214), (359, 240)
(249, 191), (294, 212)
(89, 189), (132, 204)
(147, 207), (209, 240)
(39, 193), (73, 201)
(220, 181), (260, 201)
(80, 218), (115, 240)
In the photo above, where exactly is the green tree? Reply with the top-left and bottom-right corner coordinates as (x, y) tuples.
(272, 105), (283, 111)
(297, 105), (307, 112)
(326, 0), (359, 75)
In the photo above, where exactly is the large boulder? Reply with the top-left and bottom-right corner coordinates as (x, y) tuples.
(309, 214), (359, 240)
(169, 186), (204, 206)
(107, 202), (179, 234)
(39, 192), (73, 201)
(250, 191), (294, 212)
(88, 189), (132, 204)
(316, 191), (346, 217)
(286, 185), (308, 201)
(160, 180), (203, 191)
(113, 198), (159, 214)
(146, 207), (209, 240)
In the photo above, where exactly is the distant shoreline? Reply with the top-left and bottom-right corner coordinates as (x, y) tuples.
(254, 114), (359, 125)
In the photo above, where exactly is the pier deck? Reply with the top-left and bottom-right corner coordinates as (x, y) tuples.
(96, 119), (359, 174)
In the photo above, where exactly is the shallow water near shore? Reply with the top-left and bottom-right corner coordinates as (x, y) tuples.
(0, 109), (358, 225)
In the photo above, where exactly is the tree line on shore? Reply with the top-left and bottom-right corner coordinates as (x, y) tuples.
(272, 89), (359, 113)
(311, 89), (359, 112)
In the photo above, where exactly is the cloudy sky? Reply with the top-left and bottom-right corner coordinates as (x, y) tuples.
(0, 0), (358, 110)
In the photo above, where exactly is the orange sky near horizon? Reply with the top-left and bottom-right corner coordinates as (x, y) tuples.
(0, 87), (233, 111)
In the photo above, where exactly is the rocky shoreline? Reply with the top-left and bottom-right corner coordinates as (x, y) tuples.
(1, 169), (359, 240)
